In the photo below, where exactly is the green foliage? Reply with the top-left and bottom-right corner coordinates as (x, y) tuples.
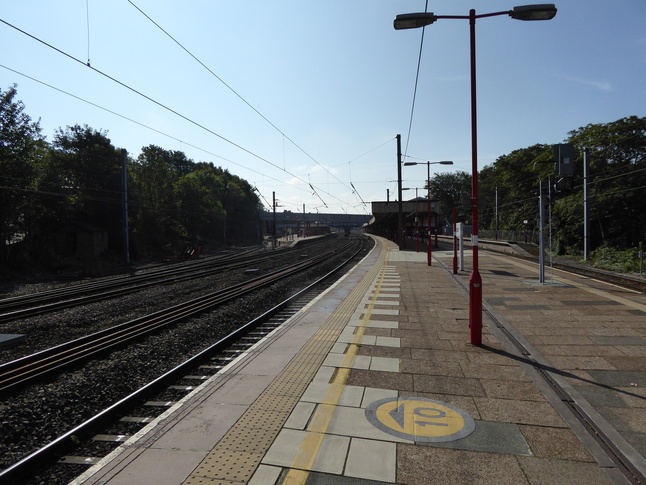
(0, 85), (45, 270)
(479, 144), (553, 232)
(551, 192), (583, 254)
(129, 146), (260, 251)
(475, 117), (645, 256)
(174, 166), (225, 243)
(50, 125), (122, 232)
(2, 84), (641, 272)
(132, 145), (187, 246)
(0, 86), (261, 273)
(589, 244), (643, 273)
(566, 116), (646, 249)
(427, 171), (471, 224)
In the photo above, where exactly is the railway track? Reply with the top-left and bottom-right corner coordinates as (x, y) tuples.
(435, 236), (645, 293)
(0, 236), (371, 484)
(0, 241), (337, 323)
(549, 259), (646, 293)
(0, 239), (354, 395)
(0, 249), (256, 309)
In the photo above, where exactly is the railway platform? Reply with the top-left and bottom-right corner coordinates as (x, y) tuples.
(73, 236), (646, 485)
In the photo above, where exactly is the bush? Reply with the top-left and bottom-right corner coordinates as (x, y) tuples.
(589, 244), (643, 273)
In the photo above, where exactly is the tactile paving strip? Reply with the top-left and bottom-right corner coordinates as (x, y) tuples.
(182, 243), (388, 485)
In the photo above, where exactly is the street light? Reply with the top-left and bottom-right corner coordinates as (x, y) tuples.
(404, 161), (453, 266)
(395, 4), (556, 346)
(509, 4), (557, 20)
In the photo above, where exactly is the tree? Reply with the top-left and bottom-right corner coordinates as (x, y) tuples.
(565, 116), (646, 249)
(49, 125), (122, 249)
(221, 175), (260, 245)
(131, 149), (260, 252)
(132, 145), (189, 247)
(469, 117), (644, 253)
(174, 166), (225, 245)
(177, 164), (260, 246)
(427, 171), (471, 226)
(0, 85), (45, 271)
(478, 144), (552, 233)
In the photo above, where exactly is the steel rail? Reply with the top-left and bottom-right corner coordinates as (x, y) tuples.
(0, 239), (341, 322)
(437, 237), (646, 293)
(549, 260), (646, 293)
(0, 249), (256, 307)
(0, 240), (354, 395)
(0, 236), (368, 484)
(0, 247), (298, 323)
(0, 248), (288, 320)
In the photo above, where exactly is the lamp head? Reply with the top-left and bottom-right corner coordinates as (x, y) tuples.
(509, 4), (557, 20)
(394, 12), (437, 30)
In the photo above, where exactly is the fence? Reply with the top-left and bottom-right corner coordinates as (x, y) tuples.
(440, 226), (540, 245)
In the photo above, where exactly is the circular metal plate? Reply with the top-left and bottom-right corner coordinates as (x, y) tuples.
(365, 396), (475, 443)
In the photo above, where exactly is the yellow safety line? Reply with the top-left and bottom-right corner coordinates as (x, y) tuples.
(282, 249), (392, 484)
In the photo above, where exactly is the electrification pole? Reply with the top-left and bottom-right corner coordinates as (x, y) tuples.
(397, 134), (404, 250)
(583, 148), (590, 261)
(121, 149), (130, 265)
(272, 191), (277, 248)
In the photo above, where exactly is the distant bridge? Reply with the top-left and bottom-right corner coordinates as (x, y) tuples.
(259, 211), (372, 235)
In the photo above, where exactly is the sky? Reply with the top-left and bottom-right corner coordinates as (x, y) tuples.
(1, 1), (644, 215)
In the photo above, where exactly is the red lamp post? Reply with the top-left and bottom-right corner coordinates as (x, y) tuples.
(395, 4), (557, 346)
(453, 207), (458, 274)
(415, 188), (420, 252)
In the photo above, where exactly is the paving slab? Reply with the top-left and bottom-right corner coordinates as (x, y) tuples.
(75, 237), (646, 485)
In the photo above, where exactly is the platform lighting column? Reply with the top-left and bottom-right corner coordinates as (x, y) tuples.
(453, 207), (458, 274)
(467, 8), (483, 347)
(427, 165), (431, 265)
(415, 188), (420, 252)
(404, 161), (453, 266)
(394, 4), (557, 346)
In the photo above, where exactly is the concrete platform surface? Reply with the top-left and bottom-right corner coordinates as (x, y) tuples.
(73, 236), (646, 485)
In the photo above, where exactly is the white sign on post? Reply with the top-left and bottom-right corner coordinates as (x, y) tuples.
(456, 223), (465, 271)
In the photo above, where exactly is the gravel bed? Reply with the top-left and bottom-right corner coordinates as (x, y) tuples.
(0, 237), (372, 484)
(0, 246), (320, 365)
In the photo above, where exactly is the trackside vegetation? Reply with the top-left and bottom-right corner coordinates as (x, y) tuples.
(428, 116), (645, 273)
(1, 85), (644, 275)
(1, 85), (261, 276)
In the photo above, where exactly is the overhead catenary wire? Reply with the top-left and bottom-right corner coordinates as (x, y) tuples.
(0, 64), (313, 197)
(1, 13), (384, 215)
(0, 72), (350, 220)
(334, 137), (396, 167)
(0, 18), (284, 172)
(0, 18), (368, 210)
(403, 0), (429, 159)
(126, 0), (359, 206)
(0, 67), (360, 216)
(253, 186), (273, 210)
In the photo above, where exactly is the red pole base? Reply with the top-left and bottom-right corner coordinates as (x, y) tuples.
(469, 269), (483, 346)
(427, 240), (432, 266)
